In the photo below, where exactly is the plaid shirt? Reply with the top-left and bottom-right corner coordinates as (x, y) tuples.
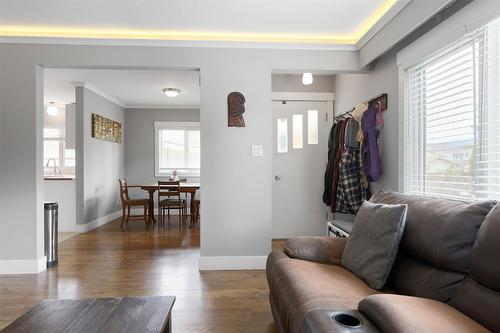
(335, 147), (368, 214)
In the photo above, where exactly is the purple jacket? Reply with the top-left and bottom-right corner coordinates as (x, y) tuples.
(361, 103), (382, 181)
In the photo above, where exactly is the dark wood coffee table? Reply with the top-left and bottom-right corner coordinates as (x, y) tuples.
(1, 296), (175, 333)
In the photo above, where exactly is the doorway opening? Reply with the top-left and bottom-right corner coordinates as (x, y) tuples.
(42, 67), (202, 256)
(271, 73), (335, 240)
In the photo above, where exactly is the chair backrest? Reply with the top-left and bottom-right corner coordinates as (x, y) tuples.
(118, 179), (130, 204)
(157, 180), (181, 203)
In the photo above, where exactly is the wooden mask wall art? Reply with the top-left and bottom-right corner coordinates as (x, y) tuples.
(227, 91), (246, 127)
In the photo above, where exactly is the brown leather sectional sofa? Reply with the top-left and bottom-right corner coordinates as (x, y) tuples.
(266, 191), (500, 333)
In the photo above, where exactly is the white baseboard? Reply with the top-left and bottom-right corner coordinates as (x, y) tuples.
(59, 227), (77, 233)
(199, 256), (267, 271)
(75, 210), (121, 233)
(0, 256), (47, 275)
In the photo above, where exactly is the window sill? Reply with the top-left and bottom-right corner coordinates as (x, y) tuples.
(155, 174), (200, 178)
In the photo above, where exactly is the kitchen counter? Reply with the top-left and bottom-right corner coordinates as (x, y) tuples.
(44, 178), (76, 231)
(44, 175), (75, 180)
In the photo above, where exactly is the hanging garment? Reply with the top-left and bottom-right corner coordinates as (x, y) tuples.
(330, 119), (348, 211)
(361, 103), (382, 181)
(335, 147), (367, 214)
(322, 120), (342, 205)
(376, 105), (384, 130)
(345, 118), (360, 149)
(352, 102), (368, 143)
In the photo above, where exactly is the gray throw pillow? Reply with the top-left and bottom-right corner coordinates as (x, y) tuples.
(341, 200), (408, 290)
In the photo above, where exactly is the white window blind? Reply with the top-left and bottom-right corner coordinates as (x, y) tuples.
(405, 17), (500, 201)
(43, 126), (75, 172)
(155, 122), (200, 177)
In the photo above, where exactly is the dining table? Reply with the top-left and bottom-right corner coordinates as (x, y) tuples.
(140, 182), (200, 225)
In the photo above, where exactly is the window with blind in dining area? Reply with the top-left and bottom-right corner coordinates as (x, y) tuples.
(404, 17), (500, 202)
(154, 121), (200, 177)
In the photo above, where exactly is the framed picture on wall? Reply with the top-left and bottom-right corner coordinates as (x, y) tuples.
(91, 113), (122, 143)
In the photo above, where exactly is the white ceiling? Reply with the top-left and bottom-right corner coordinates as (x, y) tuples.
(1, 0), (405, 45)
(44, 68), (201, 109)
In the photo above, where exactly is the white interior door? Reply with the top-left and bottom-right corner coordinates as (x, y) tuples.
(272, 100), (330, 238)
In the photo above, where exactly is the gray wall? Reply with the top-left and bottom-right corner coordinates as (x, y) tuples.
(0, 44), (3, 245)
(0, 44), (359, 267)
(272, 74), (335, 92)
(333, 51), (399, 193)
(76, 87), (125, 225)
(124, 108), (200, 192)
(0, 58), (45, 262)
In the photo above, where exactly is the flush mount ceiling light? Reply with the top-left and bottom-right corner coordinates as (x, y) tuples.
(302, 73), (313, 85)
(46, 102), (59, 116)
(162, 88), (181, 98)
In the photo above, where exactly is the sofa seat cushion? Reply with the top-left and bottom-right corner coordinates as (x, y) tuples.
(267, 251), (378, 333)
(159, 198), (184, 206)
(126, 198), (149, 206)
(359, 294), (489, 333)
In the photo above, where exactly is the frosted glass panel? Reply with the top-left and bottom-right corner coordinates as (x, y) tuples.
(308, 110), (318, 144)
(277, 118), (288, 153)
(292, 114), (303, 149)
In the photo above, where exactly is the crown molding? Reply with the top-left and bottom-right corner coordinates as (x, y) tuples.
(69, 82), (200, 110)
(356, 0), (412, 49)
(71, 81), (125, 108)
(124, 105), (200, 110)
(0, 36), (358, 51)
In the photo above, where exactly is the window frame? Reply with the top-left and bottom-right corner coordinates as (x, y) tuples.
(154, 121), (201, 178)
(43, 126), (75, 175)
(400, 17), (500, 202)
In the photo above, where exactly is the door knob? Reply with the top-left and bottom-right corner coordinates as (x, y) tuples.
(274, 175), (281, 181)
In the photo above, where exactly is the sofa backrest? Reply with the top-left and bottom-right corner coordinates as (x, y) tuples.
(369, 190), (496, 302)
(450, 203), (500, 332)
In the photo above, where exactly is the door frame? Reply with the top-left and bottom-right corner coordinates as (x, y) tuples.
(271, 91), (334, 122)
(271, 92), (335, 103)
(270, 92), (335, 239)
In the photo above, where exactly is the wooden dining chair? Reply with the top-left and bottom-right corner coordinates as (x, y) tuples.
(157, 180), (186, 227)
(178, 178), (188, 217)
(118, 179), (149, 227)
(192, 200), (200, 227)
(191, 188), (201, 227)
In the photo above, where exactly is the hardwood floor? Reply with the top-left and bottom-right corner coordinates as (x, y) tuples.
(58, 232), (77, 243)
(0, 217), (278, 332)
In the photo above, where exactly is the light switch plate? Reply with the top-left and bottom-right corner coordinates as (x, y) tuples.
(251, 145), (264, 157)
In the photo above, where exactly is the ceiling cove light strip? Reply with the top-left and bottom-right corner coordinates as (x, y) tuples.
(0, 0), (398, 45)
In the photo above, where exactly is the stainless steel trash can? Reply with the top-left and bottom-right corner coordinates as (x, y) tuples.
(44, 201), (58, 267)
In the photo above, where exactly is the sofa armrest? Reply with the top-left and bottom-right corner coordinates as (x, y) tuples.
(284, 237), (347, 265)
(358, 294), (489, 333)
